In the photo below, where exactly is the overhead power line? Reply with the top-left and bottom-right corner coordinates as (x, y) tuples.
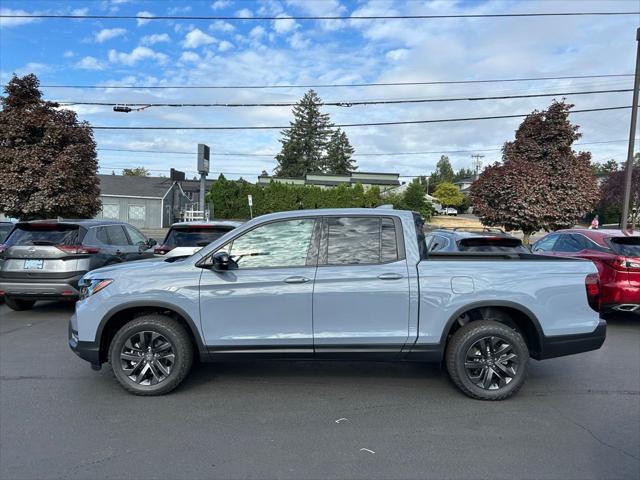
(41, 73), (634, 90)
(96, 139), (637, 158)
(85, 105), (634, 130)
(55, 88), (634, 109)
(3, 12), (638, 21)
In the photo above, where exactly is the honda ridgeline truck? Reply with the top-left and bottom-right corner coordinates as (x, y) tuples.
(69, 209), (606, 400)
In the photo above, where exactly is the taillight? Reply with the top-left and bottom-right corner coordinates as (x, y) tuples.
(603, 256), (640, 272)
(585, 273), (600, 312)
(623, 257), (640, 272)
(154, 245), (173, 255)
(56, 245), (99, 255)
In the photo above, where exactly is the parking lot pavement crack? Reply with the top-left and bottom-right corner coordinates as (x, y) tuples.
(550, 405), (640, 462)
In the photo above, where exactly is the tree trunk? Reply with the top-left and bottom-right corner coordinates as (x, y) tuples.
(522, 232), (532, 245)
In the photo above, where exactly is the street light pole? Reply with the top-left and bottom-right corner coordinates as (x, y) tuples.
(621, 27), (640, 232)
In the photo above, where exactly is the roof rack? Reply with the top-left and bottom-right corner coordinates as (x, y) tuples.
(437, 226), (506, 233)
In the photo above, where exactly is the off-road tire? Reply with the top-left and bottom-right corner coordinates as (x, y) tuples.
(5, 298), (36, 311)
(446, 320), (529, 400)
(108, 314), (193, 396)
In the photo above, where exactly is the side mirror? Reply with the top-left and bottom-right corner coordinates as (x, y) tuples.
(147, 238), (158, 247)
(212, 251), (238, 271)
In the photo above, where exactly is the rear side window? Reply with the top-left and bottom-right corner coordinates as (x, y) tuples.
(0, 224), (13, 242)
(608, 237), (640, 257)
(6, 224), (83, 246)
(327, 216), (400, 265)
(164, 226), (235, 247)
(556, 234), (589, 253)
(96, 226), (129, 246)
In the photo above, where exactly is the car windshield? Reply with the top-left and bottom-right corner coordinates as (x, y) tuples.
(608, 237), (640, 257)
(163, 226), (235, 247)
(0, 224), (13, 242)
(5, 224), (83, 246)
(457, 237), (528, 253)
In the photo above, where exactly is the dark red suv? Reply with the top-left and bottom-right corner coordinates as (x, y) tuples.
(532, 229), (640, 317)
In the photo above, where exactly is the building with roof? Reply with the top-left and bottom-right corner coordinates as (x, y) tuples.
(257, 172), (400, 190)
(96, 174), (214, 229)
(453, 176), (476, 195)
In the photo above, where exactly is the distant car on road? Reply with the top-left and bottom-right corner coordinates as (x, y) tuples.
(425, 228), (530, 254)
(0, 222), (14, 243)
(532, 228), (640, 317)
(154, 221), (242, 259)
(445, 207), (458, 216)
(0, 220), (157, 311)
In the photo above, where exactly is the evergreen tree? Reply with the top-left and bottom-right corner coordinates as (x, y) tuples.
(431, 155), (455, 186)
(0, 74), (100, 220)
(325, 128), (356, 174)
(275, 89), (334, 177)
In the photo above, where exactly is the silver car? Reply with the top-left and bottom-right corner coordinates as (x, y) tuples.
(0, 219), (157, 310)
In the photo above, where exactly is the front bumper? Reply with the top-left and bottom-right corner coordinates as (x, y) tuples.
(0, 273), (84, 300)
(537, 320), (606, 360)
(68, 315), (101, 366)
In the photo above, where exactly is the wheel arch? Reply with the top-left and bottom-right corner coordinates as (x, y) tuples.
(440, 301), (544, 359)
(96, 301), (207, 364)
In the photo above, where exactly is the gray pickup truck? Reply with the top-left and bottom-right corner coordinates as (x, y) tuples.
(69, 208), (606, 400)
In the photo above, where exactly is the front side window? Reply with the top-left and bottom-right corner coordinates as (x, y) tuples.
(125, 225), (148, 246)
(533, 234), (558, 252)
(327, 216), (400, 265)
(227, 218), (316, 269)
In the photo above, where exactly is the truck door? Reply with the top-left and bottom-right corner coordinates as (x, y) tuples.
(312, 216), (411, 355)
(198, 217), (319, 354)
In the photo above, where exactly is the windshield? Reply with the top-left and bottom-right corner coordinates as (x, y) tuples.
(163, 226), (235, 247)
(6, 224), (83, 246)
(0, 224), (13, 243)
(608, 237), (640, 257)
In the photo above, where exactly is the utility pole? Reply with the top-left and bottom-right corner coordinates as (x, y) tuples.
(471, 154), (484, 179)
(197, 144), (210, 220)
(622, 27), (640, 232)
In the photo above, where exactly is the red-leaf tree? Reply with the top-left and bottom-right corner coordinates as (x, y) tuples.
(471, 101), (599, 243)
(0, 74), (101, 220)
(598, 154), (640, 227)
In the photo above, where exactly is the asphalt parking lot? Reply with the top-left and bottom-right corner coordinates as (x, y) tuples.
(0, 302), (638, 480)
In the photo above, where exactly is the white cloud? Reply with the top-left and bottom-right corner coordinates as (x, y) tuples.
(0, 8), (40, 28)
(211, 0), (231, 10)
(71, 8), (89, 16)
(75, 56), (106, 70)
(210, 20), (235, 33)
(63, 50), (75, 58)
(235, 8), (252, 18)
(94, 28), (127, 43)
(386, 48), (410, 61)
(141, 33), (170, 45)
(288, 32), (309, 49)
(273, 14), (298, 34)
(108, 47), (168, 66)
(249, 26), (265, 39)
(136, 11), (153, 26)
(182, 28), (217, 48)
(180, 51), (201, 63)
(219, 40), (234, 52)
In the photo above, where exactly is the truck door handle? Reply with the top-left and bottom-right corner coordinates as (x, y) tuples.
(115, 249), (123, 255)
(284, 276), (310, 284)
(378, 273), (403, 280)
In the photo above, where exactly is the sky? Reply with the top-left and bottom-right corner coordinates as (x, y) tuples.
(0, 0), (638, 181)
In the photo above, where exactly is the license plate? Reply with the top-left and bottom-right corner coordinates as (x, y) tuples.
(24, 259), (44, 270)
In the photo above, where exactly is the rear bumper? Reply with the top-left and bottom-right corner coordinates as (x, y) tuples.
(68, 316), (101, 366)
(537, 320), (606, 360)
(0, 272), (85, 300)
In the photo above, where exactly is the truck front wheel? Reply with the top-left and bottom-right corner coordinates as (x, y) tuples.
(446, 320), (529, 400)
(108, 314), (194, 395)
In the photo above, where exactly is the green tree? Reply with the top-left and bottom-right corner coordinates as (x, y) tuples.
(122, 167), (150, 176)
(0, 74), (100, 220)
(430, 155), (455, 187)
(433, 182), (464, 207)
(403, 179), (426, 211)
(275, 89), (334, 177)
(592, 159), (619, 176)
(471, 101), (599, 244)
(325, 128), (356, 174)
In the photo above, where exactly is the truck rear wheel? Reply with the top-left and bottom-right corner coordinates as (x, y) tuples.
(108, 314), (193, 396)
(446, 320), (529, 400)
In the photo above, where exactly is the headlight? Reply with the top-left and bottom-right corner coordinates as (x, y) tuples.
(79, 278), (113, 300)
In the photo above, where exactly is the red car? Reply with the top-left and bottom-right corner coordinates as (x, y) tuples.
(532, 228), (640, 318)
